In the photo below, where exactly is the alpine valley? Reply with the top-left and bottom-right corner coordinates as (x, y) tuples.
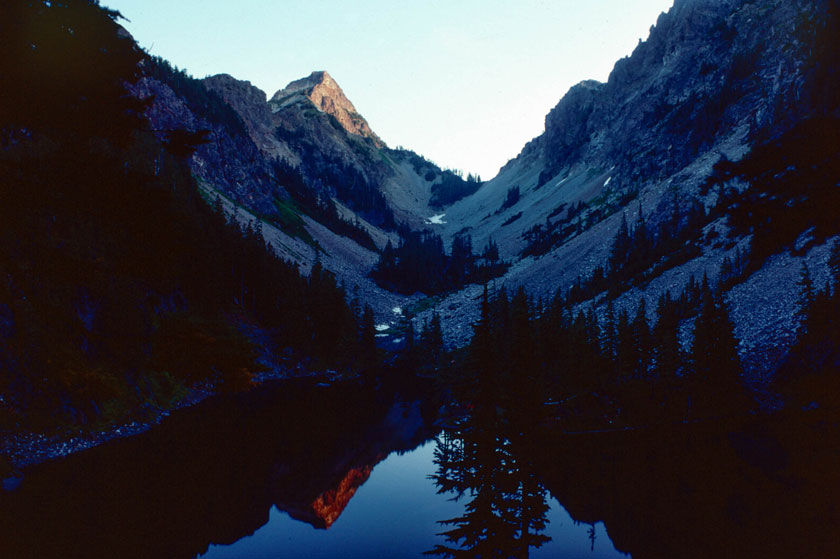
(132, 0), (840, 383)
(1, 1), (839, 558)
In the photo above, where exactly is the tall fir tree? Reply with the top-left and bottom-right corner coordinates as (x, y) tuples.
(690, 288), (745, 418)
(359, 304), (378, 372)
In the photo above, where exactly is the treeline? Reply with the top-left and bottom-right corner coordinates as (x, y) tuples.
(145, 56), (248, 136)
(150, 49), (398, 238)
(777, 244), (840, 408)
(0, 0), (371, 429)
(459, 274), (748, 430)
(522, 189), (639, 258)
(371, 231), (506, 295)
(390, 148), (482, 207)
(271, 158), (377, 251)
(275, 125), (397, 230)
(560, 199), (707, 306)
(430, 171), (482, 208)
(554, 121), (840, 311)
(144, 59), (381, 251)
(706, 116), (840, 276)
(449, 238), (840, 428)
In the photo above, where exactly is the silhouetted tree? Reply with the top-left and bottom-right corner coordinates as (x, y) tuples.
(690, 288), (745, 418)
(422, 311), (445, 365)
(359, 304), (378, 372)
(653, 292), (683, 378)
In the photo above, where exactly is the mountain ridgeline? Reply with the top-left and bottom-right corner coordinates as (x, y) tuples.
(0, 0), (387, 430)
(428, 0), (840, 388)
(1, 0), (839, 434)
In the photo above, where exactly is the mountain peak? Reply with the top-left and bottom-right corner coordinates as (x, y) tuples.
(270, 70), (384, 148)
(284, 70), (334, 91)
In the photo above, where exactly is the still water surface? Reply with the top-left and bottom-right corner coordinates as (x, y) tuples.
(202, 440), (623, 558)
(2, 377), (838, 558)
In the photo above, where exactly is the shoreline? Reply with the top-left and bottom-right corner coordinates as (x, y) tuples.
(0, 366), (346, 481)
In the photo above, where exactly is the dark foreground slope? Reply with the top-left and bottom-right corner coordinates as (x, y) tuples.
(0, 0), (373, 437)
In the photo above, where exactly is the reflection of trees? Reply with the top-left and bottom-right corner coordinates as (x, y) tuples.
(427, 397), (551, 558)
(0, 381), (437, 559)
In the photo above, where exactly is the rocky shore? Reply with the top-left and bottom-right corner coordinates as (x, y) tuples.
(0, 364), (346, 483)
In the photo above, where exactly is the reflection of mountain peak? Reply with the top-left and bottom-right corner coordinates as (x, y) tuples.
(277, 461), (377, 529)
(273, 401), (428, 529)
(311, 463), (376, 528)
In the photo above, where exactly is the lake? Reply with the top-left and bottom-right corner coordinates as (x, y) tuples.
(1, 377), (837, 558)
(201, 440), (623, 559)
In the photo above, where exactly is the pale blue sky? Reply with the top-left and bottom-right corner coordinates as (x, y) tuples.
(106, 0), (674, 179)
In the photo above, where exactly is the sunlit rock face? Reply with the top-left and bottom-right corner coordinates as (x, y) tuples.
(205, 69), (442, 227)
(272, 71), (385, 148)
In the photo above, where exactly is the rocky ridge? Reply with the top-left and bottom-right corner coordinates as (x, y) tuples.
(271, 71), (385, 148)
(133, 0), (837, 382)
(129, 70), (288, 220)
(200, 71), (444, 228)
(417, 0), (839, 384)
(133, 66), (436, 325)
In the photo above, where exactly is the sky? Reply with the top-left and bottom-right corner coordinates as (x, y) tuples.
(105, 0), (674, 180)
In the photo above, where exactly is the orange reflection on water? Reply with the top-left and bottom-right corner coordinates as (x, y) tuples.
(309, 463), (375, 528)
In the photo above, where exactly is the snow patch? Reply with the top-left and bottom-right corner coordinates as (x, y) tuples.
(392, 306), (403, 316)
(427, 213), (447, 225)
(375, 324), (390, 332)
(603, 176), (612, 187)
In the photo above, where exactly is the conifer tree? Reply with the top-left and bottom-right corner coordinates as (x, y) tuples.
(405, 315), (416, 353)
(796, 263), (815, 328)
(608, 213), (630, 275)
(651, 291), (686, 418)
(423, 311), (444, 365)
(829, 239), (840, 289)
(359, 304), (378, 371)
(779, 265), (840, 405)
(615, 308), (636, 382)
(510, 287), (534, 371)
(470, 286), (495, 381)
(482, 238), (500, 263)
(690, 289), (745, 418)
(602, 300), (617, 364)
(632, 299), (652, 377)
(653, 292), (682, 379)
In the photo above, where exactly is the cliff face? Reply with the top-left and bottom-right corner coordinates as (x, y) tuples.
(271, 71), (385, 148)
(449, 0), (835, 259)
(202, 70), (445, 229)
(129, 63), (287, 220)
(129, 0), (839, 380)
(447, 0), (823, 259)
(535, 0), (821, 187)
(202, 74), (299, 163)
(134, 61), (445, 325)
(420, 0), (840, 381)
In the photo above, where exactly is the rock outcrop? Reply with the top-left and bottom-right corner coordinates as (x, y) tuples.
(270, 71), (384, 148)
(129, 69), (288, 219)
(202, 73), (299, 163)
(421, 0), (840, 381)
(131, 0), (839, 381)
